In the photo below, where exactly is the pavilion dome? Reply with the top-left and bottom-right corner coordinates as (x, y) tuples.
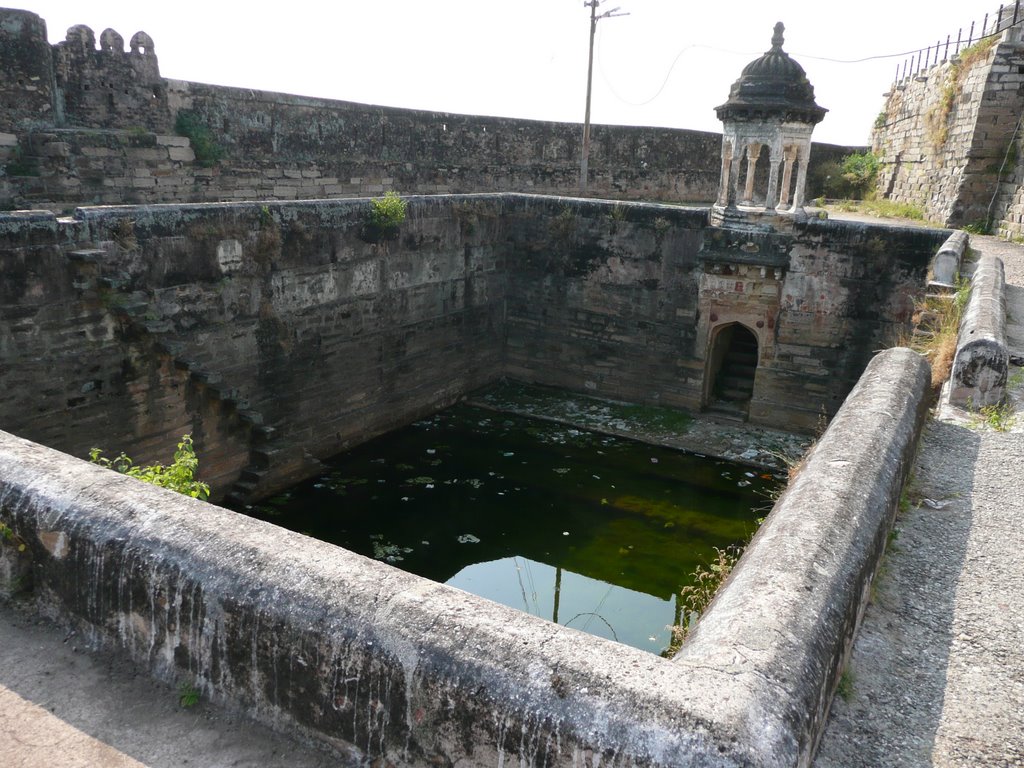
(715, 22), (827, 125)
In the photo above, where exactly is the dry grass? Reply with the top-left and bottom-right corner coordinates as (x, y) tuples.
(898, 282), (970, 395)
(664, 544), (742, 657)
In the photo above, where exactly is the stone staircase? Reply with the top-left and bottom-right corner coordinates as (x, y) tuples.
(707, 330), (758, 421)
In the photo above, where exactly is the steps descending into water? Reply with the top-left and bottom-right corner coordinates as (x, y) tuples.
(710, 327), (758, 419)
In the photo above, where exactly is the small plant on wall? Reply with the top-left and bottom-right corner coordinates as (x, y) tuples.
(174, 110), (224, 168)
(362, 191), (407, 243)
(89, 434), (210, 500)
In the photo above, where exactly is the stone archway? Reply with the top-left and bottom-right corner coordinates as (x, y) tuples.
(705, 323), (759, 419)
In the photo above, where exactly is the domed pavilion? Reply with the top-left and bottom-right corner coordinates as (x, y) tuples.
(713, 22), (827, 221)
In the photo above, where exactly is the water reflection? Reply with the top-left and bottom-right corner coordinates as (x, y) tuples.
(449, 556), (682, 652)
(245, 404), (773, 655)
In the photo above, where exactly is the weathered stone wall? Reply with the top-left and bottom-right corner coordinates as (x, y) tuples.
(53, 24), (169, 133)
(0, 9), (854, 213)
(873, 20), (1024, 230)
(503, 201), (943, 432)
(0, 195), (944, 499)
(0, 9), (55, 130)
(0, 212), (254, 496)
(0, 197), (507, 501)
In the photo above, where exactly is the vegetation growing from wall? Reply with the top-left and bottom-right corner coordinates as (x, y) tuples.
(824, 197), (926, 222)
(89, 434), (210, 500)
(898, 277), (970, 394)
(363, 191), (407, 242)
(174, 110), (224, 168)
(926, 36), (997, 151)
(664, 544), (742, 656)
(370, 191), (407, 228)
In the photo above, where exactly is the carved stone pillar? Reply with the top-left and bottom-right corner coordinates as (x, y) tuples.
(778, 147), (796, 208)
(792, 146), (810, 210)
(727, 152), (743, 208)
(717, 142), (733, 206)
(765, 149), (782, 210)
(742, 143), (763, 205)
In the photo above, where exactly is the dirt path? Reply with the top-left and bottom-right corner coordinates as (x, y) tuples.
(0, 601), (336, 768)
(815, 233), (1024, 766)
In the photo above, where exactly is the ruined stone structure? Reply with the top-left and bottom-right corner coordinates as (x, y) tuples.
(0, 196), (944, 504)
(713, 23), (827, 222)
(873, 7), (1024, 234)
(0, 8), (963, 766)
(0, 8), (854, 212)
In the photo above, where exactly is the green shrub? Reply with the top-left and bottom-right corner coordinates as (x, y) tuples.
(174, 111), (223, 168)
(369, 191), (407, 229)
(810, 152), (879, 201)
(363, 191), (407, 242)
(90, 434), (210, 500)
(839, 151), (879, 194)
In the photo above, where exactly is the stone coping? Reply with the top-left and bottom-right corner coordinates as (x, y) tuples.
(930, 230), (969, 289)
(950, 253), (1008, 408)
(0, 347), (930, 766)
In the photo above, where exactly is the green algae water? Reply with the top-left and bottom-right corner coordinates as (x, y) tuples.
(248, 405), (777, 656)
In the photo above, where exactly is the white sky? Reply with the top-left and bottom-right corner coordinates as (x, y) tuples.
(13, 1), (1000, 146)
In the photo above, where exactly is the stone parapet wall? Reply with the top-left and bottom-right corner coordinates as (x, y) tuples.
(0, 346), (931, 766)
(169, 81), (726, 204)
(949, 252), (1008, 408)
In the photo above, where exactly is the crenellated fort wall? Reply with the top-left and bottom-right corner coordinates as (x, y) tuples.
(0, 8), (853, 211)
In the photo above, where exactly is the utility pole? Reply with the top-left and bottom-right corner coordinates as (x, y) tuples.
(580, 0), (628, 193)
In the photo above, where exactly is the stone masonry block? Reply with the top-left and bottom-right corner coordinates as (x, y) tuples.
(156, 135), (190, 147)
(168, 146), (196, 162)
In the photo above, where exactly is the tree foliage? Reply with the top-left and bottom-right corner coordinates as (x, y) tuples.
(811, 151), (880, 200)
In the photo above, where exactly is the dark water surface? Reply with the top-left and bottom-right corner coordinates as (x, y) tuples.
(247, 405), (777, 655)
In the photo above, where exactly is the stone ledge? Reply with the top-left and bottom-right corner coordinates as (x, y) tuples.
(0, 346), (932, 766)
(929, 229), (968, 289)
(949, 253), (1008, 408)
(675, 347), (931, 766)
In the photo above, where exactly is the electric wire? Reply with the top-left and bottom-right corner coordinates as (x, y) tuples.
(595, 14), (1023, 109)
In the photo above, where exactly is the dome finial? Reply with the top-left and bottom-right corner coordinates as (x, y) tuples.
(771, 22), (785, 50)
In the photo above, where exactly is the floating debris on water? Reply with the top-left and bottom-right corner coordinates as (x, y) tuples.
(369, 534), (413, 563)
(457, 534), (481, 544)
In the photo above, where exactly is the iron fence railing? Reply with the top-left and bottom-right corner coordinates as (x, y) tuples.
(893, 3), (1021, 85)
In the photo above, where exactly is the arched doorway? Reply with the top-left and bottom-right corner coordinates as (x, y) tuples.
(706, 323), (759, 419)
